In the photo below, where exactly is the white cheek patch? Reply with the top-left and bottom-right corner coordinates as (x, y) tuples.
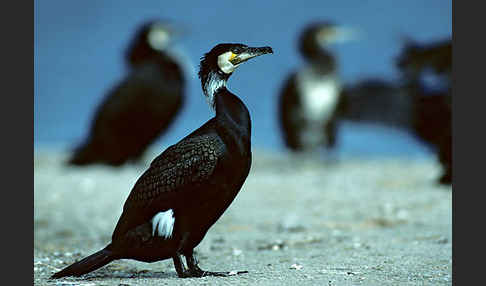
(217, 51), (237, 74)
(151, 209), (175, 239)
(148, 28), (170, 51)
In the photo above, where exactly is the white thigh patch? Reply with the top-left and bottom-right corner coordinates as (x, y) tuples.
(151, 209), (175, 239)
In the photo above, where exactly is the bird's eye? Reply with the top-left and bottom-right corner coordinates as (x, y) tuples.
(232, 46), (245, 54)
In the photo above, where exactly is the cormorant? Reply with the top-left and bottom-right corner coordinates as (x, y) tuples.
(68, 20), (186, 166)
(51, 43), (273, 279)
(278, 22), (356, 154)
(396, 38), (452, 185)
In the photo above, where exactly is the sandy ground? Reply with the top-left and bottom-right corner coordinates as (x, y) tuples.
(34, 147), (452, 285)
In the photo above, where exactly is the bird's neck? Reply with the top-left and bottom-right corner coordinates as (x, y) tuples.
(214, 87), (252, 155)
(215, 88), (250, 126)
(202, 72), (228, 110)
(200, 70), (251, 153)
(301, 43), (336, 74)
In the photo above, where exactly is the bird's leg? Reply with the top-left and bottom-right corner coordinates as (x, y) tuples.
(172, 233), (192, 278)
(184, 249), (248, 277)
(172, 254), (189, 278)
(324, 118), (337, 149)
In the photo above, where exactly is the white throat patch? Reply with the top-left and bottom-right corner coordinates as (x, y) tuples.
(203, 72), (226, 110)
(296, 67), (341, 121)
(151, 209), (175, 239)
(217, 51), (237, 74)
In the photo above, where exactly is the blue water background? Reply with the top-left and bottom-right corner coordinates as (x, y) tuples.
(34, 1), (452, 157)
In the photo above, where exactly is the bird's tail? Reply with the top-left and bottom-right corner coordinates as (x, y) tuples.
(50, 246), (116, 279)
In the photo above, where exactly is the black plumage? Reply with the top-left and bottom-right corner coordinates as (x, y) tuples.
(51, 43), (273, 279)
(397, 38), (452, 185)
(68, 20), (186, 166)
(337, 38), (452, 185)
(278, 22), (351, 153)
(397, 38), (451, 80)
(337, 79), (414, 130)
(411, 92), (451, 184)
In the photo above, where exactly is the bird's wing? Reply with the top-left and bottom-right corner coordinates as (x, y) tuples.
(279, 72), (300, 120)
(112, 132), (224, 240)
(92, 64), (182, 129)
(84, 64), (185, 161)
(278, 72), (303, 149)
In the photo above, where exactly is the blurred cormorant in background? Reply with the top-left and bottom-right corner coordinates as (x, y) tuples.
(68, 20), (186, 166)
(278, 22), (356, 154)
(337, 38), (451, 185)
(51, 43), (273, 278)
(397, 38), (452, 185)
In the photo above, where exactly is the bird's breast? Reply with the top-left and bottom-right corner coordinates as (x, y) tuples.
(296, 70), (341, 122)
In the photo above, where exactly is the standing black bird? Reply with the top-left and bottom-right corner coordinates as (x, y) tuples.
(68, 20), (186, 166)
(278, 22), (356, 154)
(396, 38), (452, 185)
(51, 43), (273, 279)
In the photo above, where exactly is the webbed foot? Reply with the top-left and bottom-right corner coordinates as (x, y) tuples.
(176, 250), (248, 278)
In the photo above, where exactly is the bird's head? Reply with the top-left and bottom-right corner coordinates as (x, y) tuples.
(126, 20), (181, 66)
(199, 43), (273, 109)
(200, 43), (273, 76)
(299, 21), (359, 61)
